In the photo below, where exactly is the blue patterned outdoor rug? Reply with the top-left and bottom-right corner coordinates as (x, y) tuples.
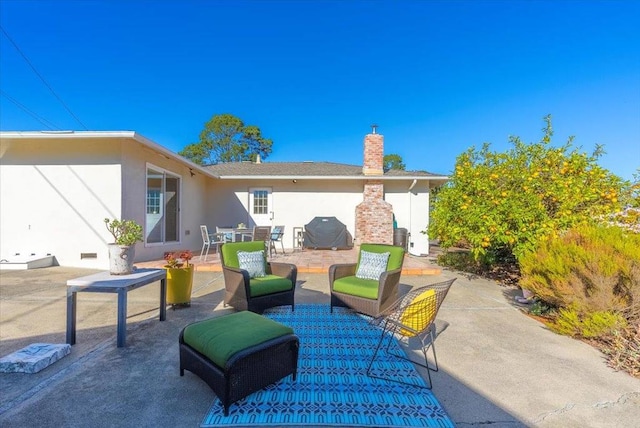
(201, 304), (453, 427)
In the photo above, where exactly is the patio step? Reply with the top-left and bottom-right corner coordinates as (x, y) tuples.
(136, 251), (442, 276)
(187, 264), (441, 275)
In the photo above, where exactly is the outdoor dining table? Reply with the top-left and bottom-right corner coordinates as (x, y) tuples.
(217, 227), (252, 242)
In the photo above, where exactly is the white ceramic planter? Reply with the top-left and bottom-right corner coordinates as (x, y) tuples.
(108, 244), (135, 275)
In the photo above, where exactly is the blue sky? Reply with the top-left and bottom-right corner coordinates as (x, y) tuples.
(1, 0), (638, 180)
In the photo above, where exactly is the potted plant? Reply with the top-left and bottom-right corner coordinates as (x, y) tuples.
(104, 218), (143, 275)
(164, 250), (195, 308)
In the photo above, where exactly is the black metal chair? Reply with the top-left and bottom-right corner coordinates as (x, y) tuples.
(366, 278), (457, 389)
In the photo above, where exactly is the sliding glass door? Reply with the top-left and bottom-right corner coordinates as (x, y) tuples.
(146, 165), (180, 244)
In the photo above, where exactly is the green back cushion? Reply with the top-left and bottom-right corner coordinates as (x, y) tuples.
(334, 244), (404, 299)
(333, 276), (379, 299)
(183, 311), (293, 368)
(222, 241), (292, 296)
(357, 244), (404, 271)
(222, 241), (266, 268)
(250, 275), (293, 296)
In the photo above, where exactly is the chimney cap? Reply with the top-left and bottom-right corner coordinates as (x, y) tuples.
(370, 124), (379, 134)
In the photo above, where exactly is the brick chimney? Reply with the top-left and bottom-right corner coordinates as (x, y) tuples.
(355, 126), (394, 245)
(362, 128), (384, 175)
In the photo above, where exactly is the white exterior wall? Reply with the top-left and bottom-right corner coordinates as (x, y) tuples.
(0, 134), (212, 269)
(119, 140), (212, 262)
(384, 180), (431, 256)
(0, 132), (442, 267)
(0, 164), (122, 268)
(0, 137), (123, 268)
(206, 180), (364, 249)
(408, 182), (431, 255)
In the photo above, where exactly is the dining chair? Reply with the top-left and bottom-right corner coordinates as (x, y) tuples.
(292, 226), (304, 250)
(199, 225), (225, 262)
(246, 226), (272, 254)
(269, 225), (286, 257)
(216, 226), (235, 243)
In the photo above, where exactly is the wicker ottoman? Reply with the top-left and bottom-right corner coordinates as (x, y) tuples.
(179, 311), (299, 415)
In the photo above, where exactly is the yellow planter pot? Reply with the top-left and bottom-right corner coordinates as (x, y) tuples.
(166, 266), (194, 306)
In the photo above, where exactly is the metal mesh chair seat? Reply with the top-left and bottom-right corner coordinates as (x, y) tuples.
(367, 278), (457, 389)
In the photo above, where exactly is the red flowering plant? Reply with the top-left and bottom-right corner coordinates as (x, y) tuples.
(164, 250), (194, 269)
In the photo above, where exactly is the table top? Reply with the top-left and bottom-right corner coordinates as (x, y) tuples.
(217, 227), (250, 232)
(67, 268), (166, 290)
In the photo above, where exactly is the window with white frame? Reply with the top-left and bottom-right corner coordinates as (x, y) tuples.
(253, 189), (269, 214)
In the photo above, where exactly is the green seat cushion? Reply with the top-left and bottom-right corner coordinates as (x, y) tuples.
(222, 241), (267, 269)
(358, 243), (404, 272)
(183, 311), (293, 368)
(249, 275), (293, 297)
(333, 276), (379, 299)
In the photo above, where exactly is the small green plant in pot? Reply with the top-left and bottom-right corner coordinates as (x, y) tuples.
(164, 250), (195, 308)
(104, 218), (143, 275)
(105, 218), (144, 246)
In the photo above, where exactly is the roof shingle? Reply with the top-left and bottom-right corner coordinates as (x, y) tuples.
(205, 161), (446, 179)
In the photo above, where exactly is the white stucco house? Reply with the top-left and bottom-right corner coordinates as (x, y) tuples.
(0, 130), (449, 269)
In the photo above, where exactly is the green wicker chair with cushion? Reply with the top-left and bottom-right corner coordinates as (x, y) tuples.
(221, 240), (297, 313)
(329, 243), (405, 317)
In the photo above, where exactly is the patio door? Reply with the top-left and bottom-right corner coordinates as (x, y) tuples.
(146, 165), (180, 244)
(248, 187), (272, 227)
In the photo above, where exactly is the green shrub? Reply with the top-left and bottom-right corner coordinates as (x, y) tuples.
(550, 306), (627, 338)
(550, 306), (582, 336)
(581, 311), (627, 338)
(519, 224), (640, 314)
(437, 251), (484, 273)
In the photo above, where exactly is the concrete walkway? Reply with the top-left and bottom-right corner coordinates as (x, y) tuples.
(0, 266), (638, 427)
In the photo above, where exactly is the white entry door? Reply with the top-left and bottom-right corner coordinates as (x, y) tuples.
(248, 187), (273, 227)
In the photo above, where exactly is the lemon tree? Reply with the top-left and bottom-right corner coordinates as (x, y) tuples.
(429, 115), (628, 266)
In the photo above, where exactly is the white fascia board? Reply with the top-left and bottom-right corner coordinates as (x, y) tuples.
(130, 133), (218, 178)
(0, 131), (448, 182)
(1, 130), (136, 138)
(0, 130), (219, 179)
(215, 175), (450, 181)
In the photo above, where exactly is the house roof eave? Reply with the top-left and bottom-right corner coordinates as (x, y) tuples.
(0, 132), (450, 184)
(0, 130), (221, 179)
(215, 174), (450, 181)
(131, 133), (220, 178)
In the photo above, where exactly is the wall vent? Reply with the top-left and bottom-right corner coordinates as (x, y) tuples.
(80, 253), (97, 259)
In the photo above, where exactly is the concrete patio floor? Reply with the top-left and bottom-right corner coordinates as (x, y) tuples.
(1, 260), (639, 427)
